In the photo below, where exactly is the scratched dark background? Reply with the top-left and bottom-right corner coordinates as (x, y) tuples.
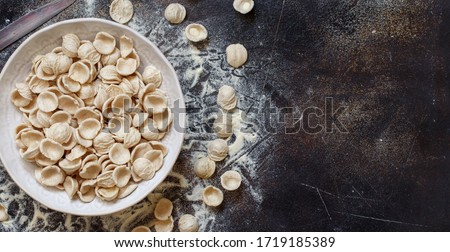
(0, 0), (449, 231)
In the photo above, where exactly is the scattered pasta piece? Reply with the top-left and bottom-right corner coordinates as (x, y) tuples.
(178, 214), (199, 232)
(155, 216), (174, 232)
(220, 170), (242, 191)
(164, 3), (186, 24)
(185, 23), (208, 42)
(226, 43), (248, 68)
(154, 198), (173, 221)
(233, 0), (255, 14)
(217, 85), (237, 111)
(0, 204), (9, 222)
(207, 139), (229, 162)
(110, 0), (134, 24)
(132, 226), (151, 232)
(202, 185), (224, 207)
(194, 157), (216, 179)
(214, 113), (233, 138)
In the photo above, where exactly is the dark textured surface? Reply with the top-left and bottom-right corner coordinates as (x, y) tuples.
(0, 0), (449, 231)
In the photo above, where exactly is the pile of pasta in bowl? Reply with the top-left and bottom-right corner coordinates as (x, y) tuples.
(10, 32), (172, 203)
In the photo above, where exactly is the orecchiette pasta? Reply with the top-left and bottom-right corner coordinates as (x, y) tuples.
(131, 226), (151, 232)
(164, 3), (186, 24)
(226, 43), (248, 68)
(0, 204), (8, 222)
(10, 32), (172, 203)
(178, 214), (199, 232)
(154, 198), (173, 221)
(217, 85), (237, 111)
(194, 157), (216, 179)
(233, 0), (255, 14)
(207, 139), (229, 162)
(220, 170), (242, 191)
(185, 24), (208, 42)
(202, 186), (224, 207)
(110, 0), (134, 24)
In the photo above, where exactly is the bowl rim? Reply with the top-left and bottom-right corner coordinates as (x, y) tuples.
(0, 18), (186, 216)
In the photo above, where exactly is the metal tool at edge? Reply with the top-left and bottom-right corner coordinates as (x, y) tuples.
(0, 0), (76, 51)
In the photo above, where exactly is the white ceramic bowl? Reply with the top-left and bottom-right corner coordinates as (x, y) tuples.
(0, 18), (185, 216)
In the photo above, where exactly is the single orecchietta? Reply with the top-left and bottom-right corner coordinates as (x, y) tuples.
(178, 214), (199, 232)
(202, 185), (224, 207)
(154, 198), (173, 221)
(194, 156), (216, 179)
(220, 170), (242, 191)
(226, 43), (248, 68)
(155, 216), (174, 232)
(131, 226), (151, 232)
(233, 0), (255, 14)
(207, 139), (229, 162)
(10, 32), (173, 203)
(185, 23), (208, 42)
(0, 204), (8, 222)
(217, 85), (237, 111)
(164, 3), (187, 24)
(214, 113), (233, 138)
(110, 0), (134, 24)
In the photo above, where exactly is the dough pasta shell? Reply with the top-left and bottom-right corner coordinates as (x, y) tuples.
(40, 165), (65, 187)
(110, 0), (134, 24)
(154, 198), (173, 221)
(112, 165), (131, 188)
(97, 171), (116, 188)
(226, 43), (248, 68)
(68, 61), (90, 85)
(29, 75), (50, 94)
(142, 65), (162, 87)
(120, 35), (134, 58)
(185, 24), (208, 42)
(143, 150), (163, 171)
(164, 3), (186, 24)
(78, 118), (101, 140)
(78, 41), (101, 63)
(40, 138), (65, 161)
(116, 58), (138, 76)
(0, 204), (8, 222)
(63, 176), (79, 199)
(118, 182), (138, 199)
(130, 142), (153, 163)
(202, 186), (224, 207)
(131, 226), (150, 232)
(233, 0), (255, 14)
(194, 157), (216, 179)
(207, 139), (229, 162)
(217, 85), (237, 111)
(93, 32), (117, 55)
(178, 214), (199, 232)
(132, 158), (155, 180)
(58, 95), (81, 114)
(46, 122), (72, 144)
(154, 216), (174, 232)
(59, 158), (82, 175)
(62, 34), (80, 58)
(79, 161), (101, 179)
(37, 91), (59, 112)
(109, 143), (131, 165)
(101, 47), (121, 66)
(220, 170), (242, 191)
(10, 89), (32, 107)
(143, 94), (167, 115)
(95, 186), (119, 201)
(93, 132), (115, 155)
